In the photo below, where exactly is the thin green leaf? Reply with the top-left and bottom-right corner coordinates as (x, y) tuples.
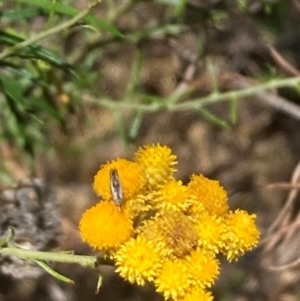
(154, 0), (181, 5)
(0, 73), (27, 110)
(173, 0), (188, 18)
(0, 30), (73, 71)
(293, 84), (300, 95)
(134, 92), (167, 105)
(13, 0), (122, 36)
(0, 74), (36, 155)
(124, 54), (143, 99)
(95, 273), (103, 294)
(29, 95), (61, 120)
(0, 62), (46, 85)
(229, 96), (238, 124)
(128, 24), (185, 43)
(0, 73), (61, 120)
(198, 107), (230, 129)
(0, 228), (15, 248)
(236, 0), (248, 10)
(129, 110), (144, 140)
(45, 0), (57, 28)
(1, 7), (43, 21)
(114, 111), (130, 148)
(34, 260), (74, 284)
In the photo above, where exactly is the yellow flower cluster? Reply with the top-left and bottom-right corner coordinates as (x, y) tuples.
(79, 144), (260, 301)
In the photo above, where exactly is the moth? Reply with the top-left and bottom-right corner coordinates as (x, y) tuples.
(110, 168), (123, 208)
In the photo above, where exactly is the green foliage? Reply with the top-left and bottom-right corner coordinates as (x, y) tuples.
(0, 29), (72, 158)
(9, 0), (122, 35)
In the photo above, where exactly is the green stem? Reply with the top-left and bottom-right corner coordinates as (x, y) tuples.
(174, 76), (300, 110)
(0, 247), (97, 268)
(87, 76), (300, 117)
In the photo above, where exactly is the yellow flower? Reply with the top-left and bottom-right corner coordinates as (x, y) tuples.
(150, 180), (190, 212)
(193, 213), (226, 253)
(155, 260), (190, 300)
(115, 236), (161, 286)
(139, 211), (198, 259)
(136, 218), (169, 257)
(222, 210), (260, 261)
(78, 143), (260, 300)
(176, 288), (214, 301)
(135, 144), (177, 189)
(188, 174), (229, 217)
(185, 249), (219, 288)
(93, 159), (145, 201)
(123, 194), (151, 220)
(79, 201), (133, 251)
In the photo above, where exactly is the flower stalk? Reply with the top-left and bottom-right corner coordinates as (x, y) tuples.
(0, 247), (97, 268)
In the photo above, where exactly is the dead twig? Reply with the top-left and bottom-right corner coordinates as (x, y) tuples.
(260, 214), (300, 249)
(267, 159), (300, 234)
(266, 182), (300, 190)
(168, 38), (203, 67)
(268, 256), (300, 271)
(267, 43), (300, 77)
(173, 64), (197, 96)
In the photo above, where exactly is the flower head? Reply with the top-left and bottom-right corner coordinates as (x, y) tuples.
(185, 249), (220, 288)
(155, 260), (190, 300)
(188, 174), (229, 217)
(193, 213), (226, 253)
(123, 194), (151, 220)
(79, 201), (133, 251)
(135, 144), (177, 189)
(140, 211), (198, 259)
(176, 288), (214, 301)
(115, 236), (161, 285)
(222, 210), (260, 261)
(150, 180), (190, 212)
(93, 159), (145, 201)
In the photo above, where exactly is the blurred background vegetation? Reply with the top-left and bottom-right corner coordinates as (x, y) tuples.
(1, 0), (300, 300)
